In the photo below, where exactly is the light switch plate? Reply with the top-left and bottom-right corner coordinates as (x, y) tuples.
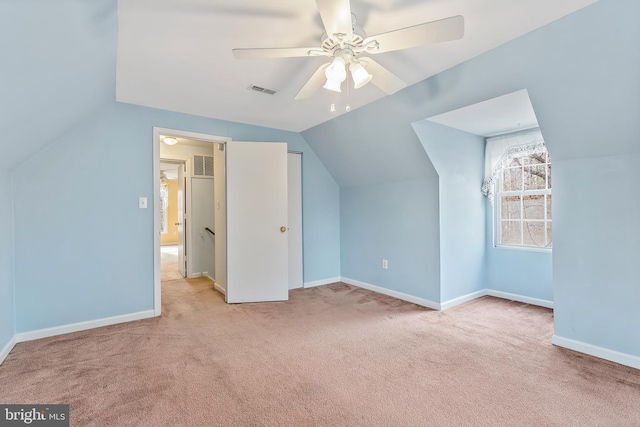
(139, 197), (148, 209)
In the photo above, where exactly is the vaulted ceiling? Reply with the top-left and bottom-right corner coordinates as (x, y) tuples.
(116, 0), (598, 132)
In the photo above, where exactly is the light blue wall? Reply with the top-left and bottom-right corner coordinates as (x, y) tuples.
(412, 121), (486, 302)
(485, 203), (553, 301)
(12, 102), (340, 332)
(0, 0), (117, 170)
(340, 178), (440, 302)
(304, 0), (640, 357)
(554, 154), (640, 356)
(0, 169), (15, 351)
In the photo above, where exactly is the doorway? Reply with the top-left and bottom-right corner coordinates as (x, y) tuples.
(159, 161), (183, 282)
(153, 129), (305, 313)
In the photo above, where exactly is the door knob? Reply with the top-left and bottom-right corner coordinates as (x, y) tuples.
(175, 222), (182, 226)
(280, 226), (287, 232)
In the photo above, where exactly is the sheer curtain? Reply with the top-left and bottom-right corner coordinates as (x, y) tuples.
(482, 128), (546, 204)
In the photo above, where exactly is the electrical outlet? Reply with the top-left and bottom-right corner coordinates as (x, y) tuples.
(382, 259), (388, 269)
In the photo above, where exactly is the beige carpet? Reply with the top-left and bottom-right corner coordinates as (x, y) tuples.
(161, 245), (183, 282)
(1, 280), (639, 426)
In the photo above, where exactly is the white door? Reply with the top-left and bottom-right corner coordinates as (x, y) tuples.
(288, 152), (303, 289)
(226, 142), (289, 303)
(177, 162), (187, 278)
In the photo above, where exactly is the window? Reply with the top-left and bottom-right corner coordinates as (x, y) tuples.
(496, 149), (552, 248)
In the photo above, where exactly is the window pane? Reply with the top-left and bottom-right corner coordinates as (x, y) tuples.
(546, 195), (552, 220)
(546, 221), (553, 248)
(523, 195), (545, 220)
(501, 196), (521, 220)
(546, 163), (552, 189)
(502, 167), (522, 191)
(506, 157), (522, 168)
(524, 165), (546, 190)
(501, 221), (521, 245)
(524, 153), (546, 165)
(523, 221), (545, 247)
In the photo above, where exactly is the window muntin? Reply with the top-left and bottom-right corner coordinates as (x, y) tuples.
(496, 151), (552, 249)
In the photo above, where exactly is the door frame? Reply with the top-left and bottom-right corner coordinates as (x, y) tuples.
(153, 127), (231, 315)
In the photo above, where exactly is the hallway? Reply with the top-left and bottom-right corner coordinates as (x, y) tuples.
(160, 245), (183, 282)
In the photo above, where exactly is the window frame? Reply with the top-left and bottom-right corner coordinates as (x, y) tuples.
(494, 151), (552, 252)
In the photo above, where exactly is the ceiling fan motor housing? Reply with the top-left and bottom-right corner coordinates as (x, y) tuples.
(320, 23), (367, 58)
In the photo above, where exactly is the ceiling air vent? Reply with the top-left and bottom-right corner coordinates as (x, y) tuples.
(248, 84), (278, 95)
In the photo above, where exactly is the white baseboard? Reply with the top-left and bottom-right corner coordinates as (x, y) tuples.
(552, 335), (640, 370)
(335, 279), (553, 312)
(303, 277), (341, 288)
(15, 310), (156, 343)
(486, 289), (553, 309)
(213, 281), (226, 295)
(440, 290), (487, 311)
(0, 335), (17, 365)
(188, 272), (203, 279)
(341, 277), (440, 310)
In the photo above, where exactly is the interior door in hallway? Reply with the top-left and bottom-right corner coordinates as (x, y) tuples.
(225, 142), (288, 303)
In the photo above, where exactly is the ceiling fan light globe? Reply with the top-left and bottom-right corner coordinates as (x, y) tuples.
(163, 137), (178, 146)
(323, 78), (342, 93)
(324, 57), (347, 83)
(350, 62), (373, 89)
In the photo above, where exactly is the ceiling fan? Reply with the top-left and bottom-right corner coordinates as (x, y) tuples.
(232, 0), (464, 100)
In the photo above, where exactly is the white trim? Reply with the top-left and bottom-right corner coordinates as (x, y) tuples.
(552, 335), (640, 370)
(303, 277), (341, 288)
(486, 289), (553, 308)
(188, 272), (203, 279)
(213, 282), (226, 295)
(493, 244), (552, 254)
(0, 335), (17, 365)
(331, 279), (553, 311)
(153, 127), (232, 315)
(341, 277), (441, 310)
(440, 290), (487, 311)
(15, 310), (156, 343)
(153, 128), (161, 315)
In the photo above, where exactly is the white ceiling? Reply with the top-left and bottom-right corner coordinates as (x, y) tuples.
(426, 89), (539, 137)
(116, 0), (597, 132)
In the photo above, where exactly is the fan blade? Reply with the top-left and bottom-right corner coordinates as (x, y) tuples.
(358, 57), (407, 95)
(316, 0), (353, 41)
(295, 63), (330, 100)
(233, 47), (324, 60)
(364, 15), (464, 54)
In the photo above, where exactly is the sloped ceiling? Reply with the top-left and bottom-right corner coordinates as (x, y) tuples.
(426, 89), (539, 138)
(116, 0), (597, 133)
(302, 0), (637, 187)
(0, 0), (117, 170)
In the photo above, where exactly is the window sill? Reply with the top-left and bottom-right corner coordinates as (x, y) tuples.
(494, 244), (552, 254)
